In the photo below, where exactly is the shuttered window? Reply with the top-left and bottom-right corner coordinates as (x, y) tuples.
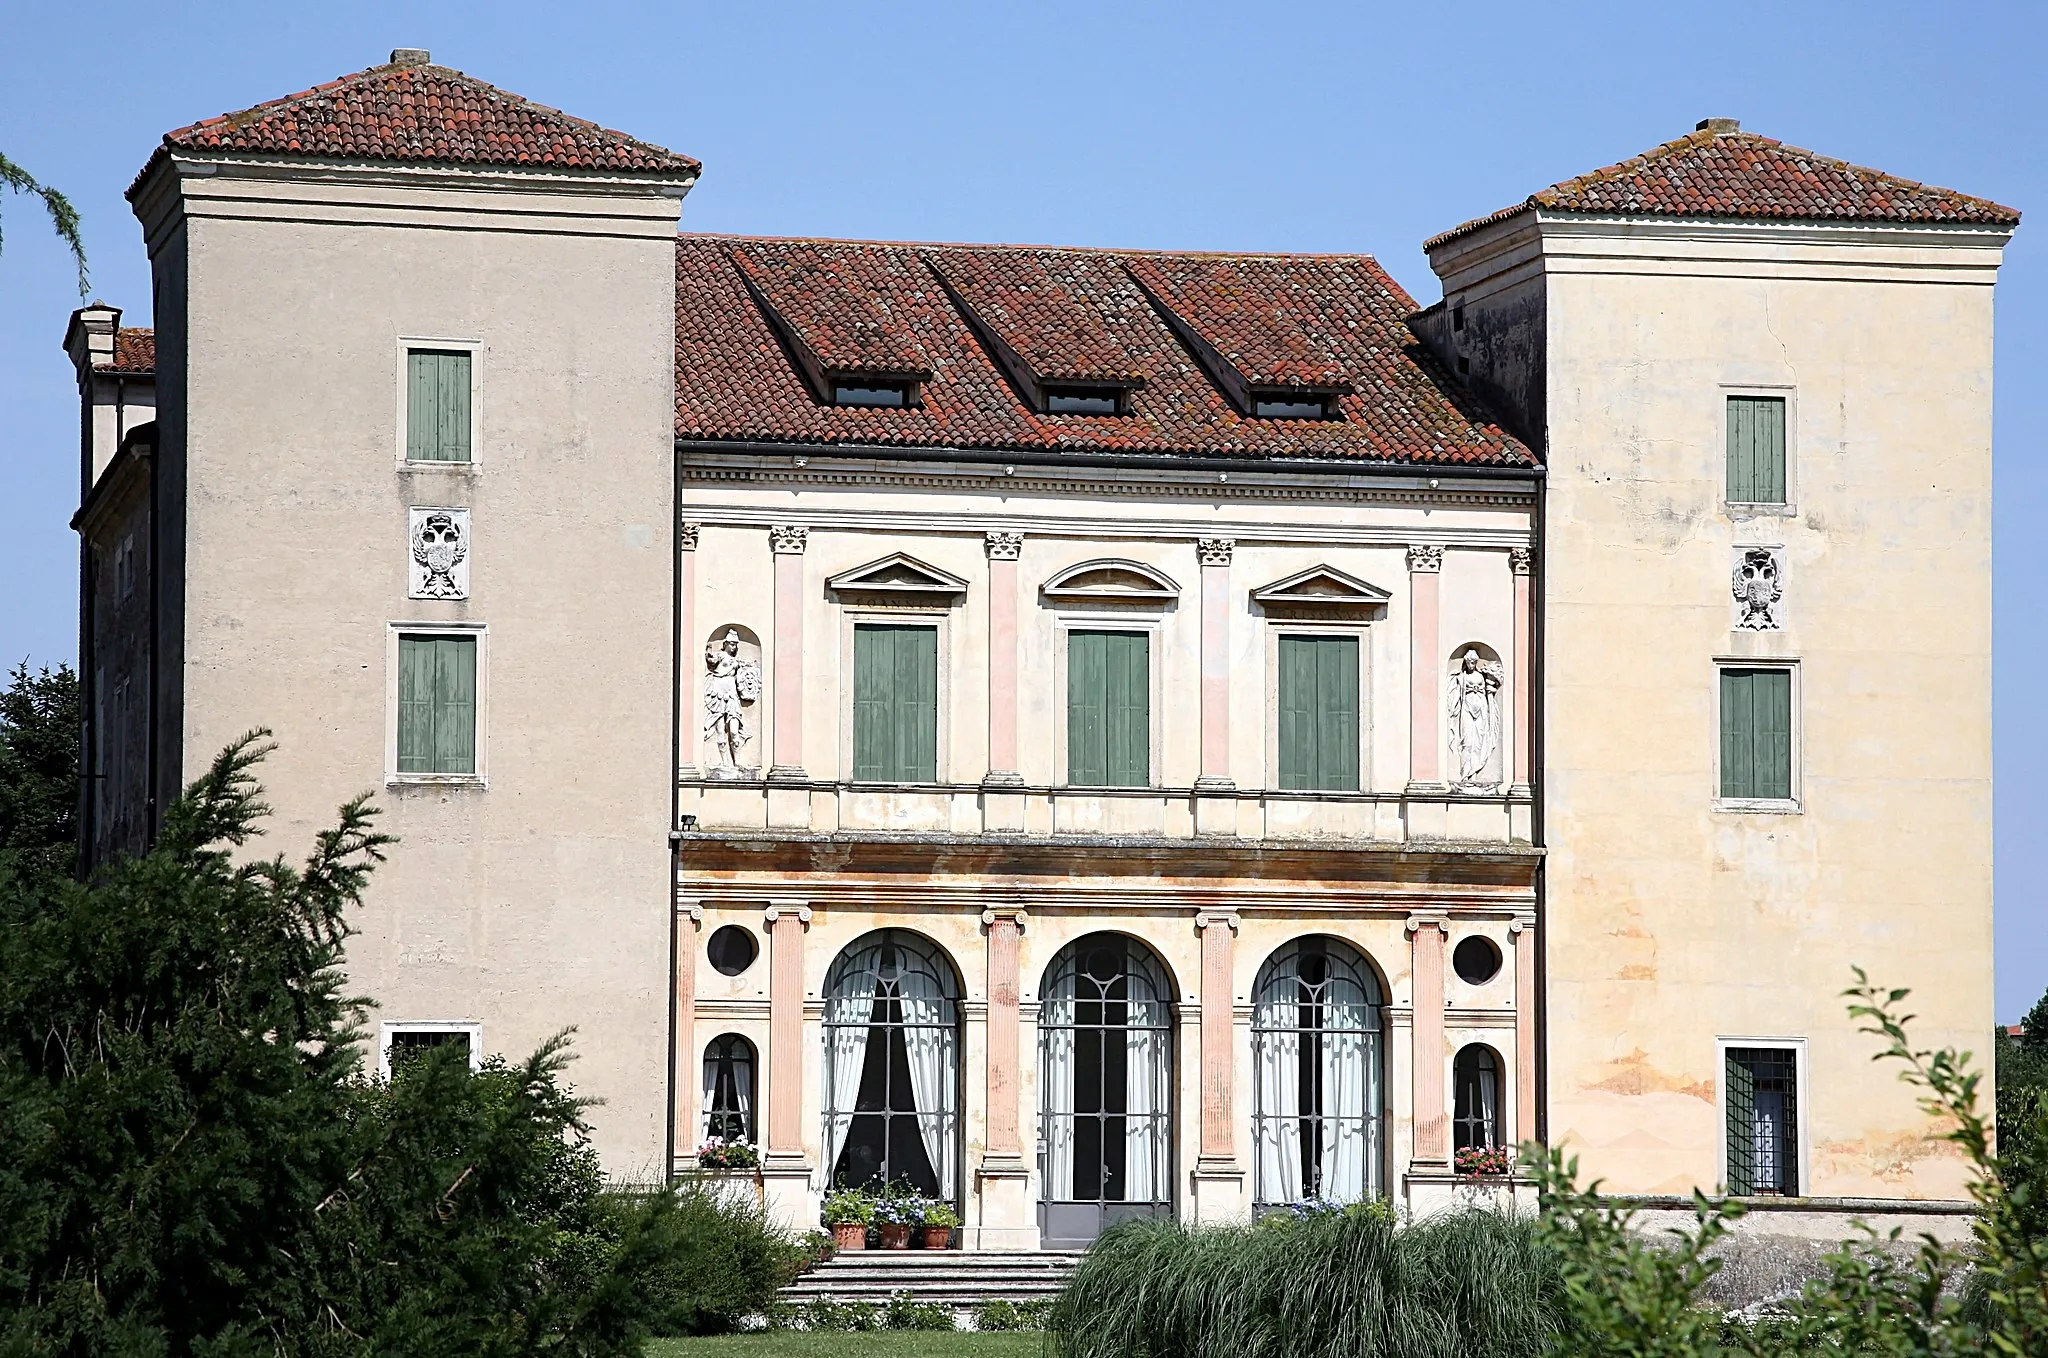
(1726, 395), (1786, 504)
(1719, 667), (1792, 800)
(398, 635), (477, 774)
(406, 349), (473, 463)
(1277, 634), (1360, 791)
(1067, 630), (1149, 787)
(852, 624), (938, 782)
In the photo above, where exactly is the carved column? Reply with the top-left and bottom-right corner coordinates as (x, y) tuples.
(673, 895), (702, 1169)
(763, 901), (812, 1158)
(1190, 909), (1245, 1221)
(1509, 547), (1533, 794)
(1511, 916), (1538, 1146)
(984, 532), (1024, 786)
(1406, 546), (1444, 789)
(768, 526), (807, 779)
(1407, 913), (1450, 1165)
(1196, 539), (1235, 790)
(678, 523), (700, 778)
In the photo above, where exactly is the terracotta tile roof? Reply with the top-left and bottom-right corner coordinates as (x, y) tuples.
(675, 237), (1533, 468)
(1426, 121), (2019, 250)
(153, 55), (698, 177)
(98, 328), (154, 375)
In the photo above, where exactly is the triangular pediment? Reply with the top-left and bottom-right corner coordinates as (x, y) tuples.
(826, 553), (968, 596)
(1250, 565), (1390, 608)
(1041, 559), (1181, 602)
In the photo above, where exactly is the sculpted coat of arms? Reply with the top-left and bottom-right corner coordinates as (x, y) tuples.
(408, 507), (470, 600)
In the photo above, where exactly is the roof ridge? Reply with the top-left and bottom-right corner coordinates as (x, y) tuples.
(677, 232), (1392, 264)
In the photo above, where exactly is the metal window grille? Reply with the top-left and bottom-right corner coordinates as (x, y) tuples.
(1250, 937), (1384, 1208)
(1726, 1047), (1799, 1196)
(1452, 1044), (1502, 1152)
(821, 930), (962, 1202)
(702, 1033), (755, 1142)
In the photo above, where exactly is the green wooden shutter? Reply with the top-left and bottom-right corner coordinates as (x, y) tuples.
(1068, 632), (1107, 786)
(853, 625), (936, 782)
(1725, 1051), (1757, 1195)
(433, 636), (477, 774)
(1721, 668), (1792, 800)
(1278, 637), (1316, 789)
(1720, 670), (1754, 798)
(1103, 632), (1149, 787)
(1726, 396), (1786, 504)
(1319, 636), (1360, 791)
(398, 635), (476, 774)
(407, 350), (472, 462)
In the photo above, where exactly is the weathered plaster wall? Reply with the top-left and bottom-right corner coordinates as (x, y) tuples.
(131, 161), (685, 1174)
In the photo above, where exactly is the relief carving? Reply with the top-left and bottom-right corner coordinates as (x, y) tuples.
(679, 521), (701, 551)
(408, 507), (470, 600)
(702, 627), (763, 778)
(1732, 547), (1784, 630)
(1508, 546), (1533, 576)
(985, 530), (1024, 561)
(769, 525), (809, 555)
(1407, 544), (1444, 574)
(1196, 538), (1235, 566)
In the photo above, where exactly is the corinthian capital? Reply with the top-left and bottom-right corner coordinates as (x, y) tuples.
(1196, 538), (1235, 567)
(769, 525), (809, 555)
(1407, 544), (1444, 574)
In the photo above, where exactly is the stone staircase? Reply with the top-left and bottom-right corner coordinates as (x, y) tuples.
(782, 1248), (1079, 1316)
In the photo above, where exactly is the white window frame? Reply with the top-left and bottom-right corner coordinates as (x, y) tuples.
(836, 605), (953, 785)
(1712, 657), (1801, 814)
(386, 621), (490, 787)
(1054, 613), (1166, 789)
(1715, 1035), (1809, 1197)
(1719, 384), (1797, 517)
(379, 1020), (484, 1079)
(396, 336), (483, 470)
(1262, 619), (1373, 795)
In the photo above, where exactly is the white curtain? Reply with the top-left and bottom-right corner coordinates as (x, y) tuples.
(1321, 1015), (1371, 1202)
(1476, 1054), (1500, 1147)
(1255, 993), (1303, 1204)
(896, 964), (957, 1197)
(1125, 1015), (1166, 1202)
(823, 969), (879, 1181)
(1041, 994), (1076, 1198)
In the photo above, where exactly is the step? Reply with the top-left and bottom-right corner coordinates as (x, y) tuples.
(781, 1249), (1079, 1307)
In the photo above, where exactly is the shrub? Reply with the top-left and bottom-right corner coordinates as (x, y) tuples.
(1048, 1199), (1560, 1358)
(631, 1182), (809, 1336)
(884, 1290), (957, 1330)
(801, 1297), (882, 1331)
(974, 1298), (1051, 1331)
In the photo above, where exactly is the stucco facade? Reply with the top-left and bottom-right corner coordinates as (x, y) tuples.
(68, 56), (2015, 1255)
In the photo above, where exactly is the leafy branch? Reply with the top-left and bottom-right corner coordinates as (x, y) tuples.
(0, 150), (88, 298)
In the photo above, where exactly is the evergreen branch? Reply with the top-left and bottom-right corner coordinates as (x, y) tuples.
(0, 150), (89, 297)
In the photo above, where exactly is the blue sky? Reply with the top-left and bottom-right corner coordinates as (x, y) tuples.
(2, 1), (2041, 1016)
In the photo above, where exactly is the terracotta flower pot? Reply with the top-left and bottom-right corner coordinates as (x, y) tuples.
(878, 1223), (912, 1250)
(831, 1222), (868, 1251)
(920, 1226), (953, 1249)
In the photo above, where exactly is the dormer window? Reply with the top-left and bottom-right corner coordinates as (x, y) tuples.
(833, 379), (914, 408)
(1252, 390), (1338, 420)
(1044, 384), (1128, 415)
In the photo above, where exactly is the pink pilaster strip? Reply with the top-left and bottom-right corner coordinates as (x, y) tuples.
(985, 533), (1022, 781)
(1198, 911), (1238, 1160)
(1511, 547), (1533, 787)
(769, 527), (807, 776)
(1407, 546), (1443, 784)
(1197, 540), (1233, 783)
(674, 906), (699, 1150)
(1514, 920), (1539, 1145)
(983, 909), (1024, 1155)
(766, 903), (809, 1155)
(1409, 917), (1449, 1162)
(680, 525), (699, 772)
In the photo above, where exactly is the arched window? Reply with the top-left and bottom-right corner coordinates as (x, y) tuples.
(1251, 937), (1384, 1207)
(1038, 933), (1175, 1248)
(1453, 1044), (1503, 1151)
(701, 1033), (756, 1143)
(822, 930), (962, 1202)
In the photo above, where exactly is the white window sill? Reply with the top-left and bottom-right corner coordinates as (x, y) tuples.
(387, 773), (487, 788)
(1724, 501), (1795, 517)
(1713, 797), (1802, 815)
(398, 460), (479, 473)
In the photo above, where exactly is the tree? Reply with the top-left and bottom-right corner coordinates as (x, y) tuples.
(0, 152), (88, 297)
(0, 661), (81, 881)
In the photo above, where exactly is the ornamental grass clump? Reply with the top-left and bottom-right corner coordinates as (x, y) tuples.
(1048, 1200), (1561, 1358)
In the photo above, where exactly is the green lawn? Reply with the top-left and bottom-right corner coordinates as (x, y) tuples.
(646, 1334), (1044, 1357)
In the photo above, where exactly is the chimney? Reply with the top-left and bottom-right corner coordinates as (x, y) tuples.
(1697, 118), (1741, 135)
(63, 301), (121, 380)
(390, 48), (430, 66)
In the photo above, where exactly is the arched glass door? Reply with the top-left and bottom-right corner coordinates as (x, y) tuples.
(822, 930), (961, 1202)
(1251, 937), (1384, 1208)
(1038, 933), (1174, 1248)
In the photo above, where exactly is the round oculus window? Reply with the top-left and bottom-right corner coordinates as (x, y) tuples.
(1452, 935), (1502, 986)
(706, 925), (759, 977)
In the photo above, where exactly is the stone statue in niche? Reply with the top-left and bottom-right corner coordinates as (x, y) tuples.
(1446, 647), (1505, 788)
(702, 628), (762, 778)
(1732, 548), (1783, 630)
(408, 507), (470, 600)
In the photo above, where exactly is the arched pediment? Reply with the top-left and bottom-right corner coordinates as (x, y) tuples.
(1250, 564), (1390, 610)
(826, 552), (968, 598)
(1040, 558), (1181, 603)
